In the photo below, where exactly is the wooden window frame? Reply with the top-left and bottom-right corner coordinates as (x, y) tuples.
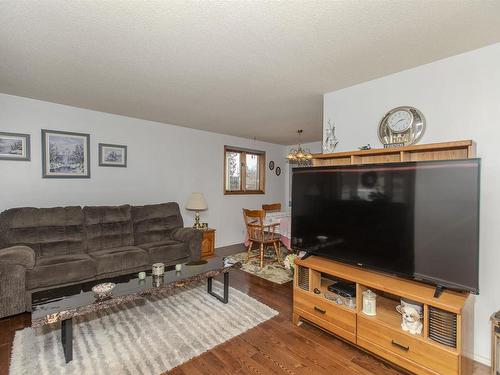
(224, 145), (266, 195)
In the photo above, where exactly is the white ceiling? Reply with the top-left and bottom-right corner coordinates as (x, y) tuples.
(1, 1), (500, 144)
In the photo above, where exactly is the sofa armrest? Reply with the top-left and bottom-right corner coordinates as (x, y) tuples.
(169, 228), (203, 260)
(0, 263), (27, 318)
(0, 245), (36, 270)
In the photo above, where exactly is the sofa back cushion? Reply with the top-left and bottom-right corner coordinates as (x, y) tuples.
(132, 203), (183, 244)
(84, 205), (134, 252)
(0, 207), (85, 257)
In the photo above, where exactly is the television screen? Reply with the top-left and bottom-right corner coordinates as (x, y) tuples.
(291, 159), (480, 294)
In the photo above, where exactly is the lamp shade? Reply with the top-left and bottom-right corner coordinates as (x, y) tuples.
(186, 192), (208, 211)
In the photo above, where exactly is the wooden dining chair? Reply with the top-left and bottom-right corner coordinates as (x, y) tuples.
(242, 209), (283, 269)
(262, 203), (282, 213)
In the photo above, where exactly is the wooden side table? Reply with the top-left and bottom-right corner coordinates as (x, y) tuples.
(200, 228), (216, 258)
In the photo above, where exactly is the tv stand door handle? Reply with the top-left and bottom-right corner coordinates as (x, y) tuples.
(391, 340), (409, 351)
(314, 306), (326, 314)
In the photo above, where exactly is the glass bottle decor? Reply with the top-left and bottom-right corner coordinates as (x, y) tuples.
(323, 119), (339, 154)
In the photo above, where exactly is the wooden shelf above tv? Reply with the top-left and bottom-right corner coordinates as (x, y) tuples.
(311, 140), (476, 167)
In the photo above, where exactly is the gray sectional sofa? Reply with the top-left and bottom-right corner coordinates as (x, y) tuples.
(0, 202), (202, 318)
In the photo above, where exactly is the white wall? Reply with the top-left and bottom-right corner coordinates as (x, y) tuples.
(323, 42), (500, 365)
(0, 93), (287, 247)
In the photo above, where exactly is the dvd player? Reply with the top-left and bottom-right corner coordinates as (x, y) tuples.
(327, 281), (356, 298)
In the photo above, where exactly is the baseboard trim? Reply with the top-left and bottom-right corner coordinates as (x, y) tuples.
(467, 351), (490, 367)
(215, 241), (245, 249)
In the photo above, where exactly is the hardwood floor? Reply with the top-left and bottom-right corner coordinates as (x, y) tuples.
(0, 244), (491, 375)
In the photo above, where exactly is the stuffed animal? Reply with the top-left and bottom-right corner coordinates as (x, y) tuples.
(396, 305), (423, 335)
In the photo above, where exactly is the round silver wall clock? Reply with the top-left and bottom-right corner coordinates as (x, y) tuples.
(378, 106), (426, 147)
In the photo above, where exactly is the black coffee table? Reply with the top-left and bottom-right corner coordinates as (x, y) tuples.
(31, 256), (241, 363)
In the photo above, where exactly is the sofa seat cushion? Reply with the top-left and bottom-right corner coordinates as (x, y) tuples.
(89, 246), (148, 275)
(137, 240), (189, 264)
(27, 254), (96, 290)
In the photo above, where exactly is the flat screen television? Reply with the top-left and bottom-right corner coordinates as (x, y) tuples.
(291, 159), (480, 294)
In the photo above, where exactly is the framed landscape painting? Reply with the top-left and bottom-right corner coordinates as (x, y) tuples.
(98, 143), (127, 167)
(0, 132), (30, 161)
(42, 129), (90, 178)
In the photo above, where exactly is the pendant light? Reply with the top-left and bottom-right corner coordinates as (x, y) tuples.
(286, 130), (313, 165)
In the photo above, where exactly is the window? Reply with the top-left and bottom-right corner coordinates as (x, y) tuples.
(224, 146), (265, 194)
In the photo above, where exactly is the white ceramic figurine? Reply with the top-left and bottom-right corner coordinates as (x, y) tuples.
(397, 305), (423, 335)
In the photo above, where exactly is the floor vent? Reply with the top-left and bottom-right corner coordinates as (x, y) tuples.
(428, 306), (457, 348)
(297, 265), (309, 291)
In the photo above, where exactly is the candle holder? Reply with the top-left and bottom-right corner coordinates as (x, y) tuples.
(362, 289), (377, 316)
(152, 263), (165, 276)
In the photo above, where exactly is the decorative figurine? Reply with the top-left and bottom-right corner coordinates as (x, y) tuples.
(358, 144), (371, 150)
(396, 305), (423, 335)
(323, 119), (339, 154)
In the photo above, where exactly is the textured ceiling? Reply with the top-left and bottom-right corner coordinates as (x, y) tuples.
(1, 1), (500, 144)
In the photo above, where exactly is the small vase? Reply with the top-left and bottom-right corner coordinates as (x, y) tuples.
(323, 120), (339, 154)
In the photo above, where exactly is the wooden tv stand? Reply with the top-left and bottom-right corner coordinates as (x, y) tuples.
(293, 256), (473, 375)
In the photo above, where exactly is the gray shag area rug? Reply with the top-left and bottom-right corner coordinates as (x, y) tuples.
(10, 281), (278, 375)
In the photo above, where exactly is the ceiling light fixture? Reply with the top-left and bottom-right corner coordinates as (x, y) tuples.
(286, 129), (313, 165)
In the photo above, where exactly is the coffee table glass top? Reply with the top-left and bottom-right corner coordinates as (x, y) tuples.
(31, 256), (239, 326)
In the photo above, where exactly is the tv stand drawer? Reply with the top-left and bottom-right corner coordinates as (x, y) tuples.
(294, 289), (356, 343)
(357, 337), (438, 375)
(357, 316), (459, 375)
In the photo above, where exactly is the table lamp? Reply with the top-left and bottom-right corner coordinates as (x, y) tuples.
(186, 192), (208, 229)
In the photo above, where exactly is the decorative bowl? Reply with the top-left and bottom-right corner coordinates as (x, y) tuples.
(92, 282), (116, 299)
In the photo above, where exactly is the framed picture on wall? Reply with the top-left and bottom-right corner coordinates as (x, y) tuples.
(98, 143), (127, 167)
(0, 132), (30, 161)
(41, 129), (90, 178)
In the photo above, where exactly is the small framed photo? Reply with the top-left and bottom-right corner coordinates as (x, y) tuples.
(0, 132), (30, 161)
(42, 129), (90, 178)
(99, 143), (127, 167)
